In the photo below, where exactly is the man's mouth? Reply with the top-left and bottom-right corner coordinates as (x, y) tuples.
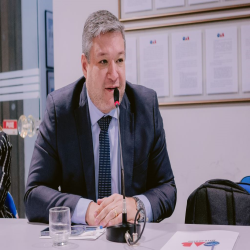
(105, 87), (118, 92)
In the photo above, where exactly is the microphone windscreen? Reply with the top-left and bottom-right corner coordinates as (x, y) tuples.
(114, 88), (119, 104)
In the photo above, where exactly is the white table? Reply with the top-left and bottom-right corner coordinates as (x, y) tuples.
(1, 219), (249, 249)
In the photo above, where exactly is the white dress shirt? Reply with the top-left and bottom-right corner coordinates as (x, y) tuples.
(72, 91), (153, 224)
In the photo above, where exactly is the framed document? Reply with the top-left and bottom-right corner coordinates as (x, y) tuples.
(125, 14), (250, 106)
(45, 11), (54, 68)
(47, 70), (54, 95)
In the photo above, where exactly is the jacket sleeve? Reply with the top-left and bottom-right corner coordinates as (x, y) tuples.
(24, 94), (81, 223)
(143, 92), (177, 222)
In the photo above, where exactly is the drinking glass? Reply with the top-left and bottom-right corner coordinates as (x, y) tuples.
(49, 207), (71, 246)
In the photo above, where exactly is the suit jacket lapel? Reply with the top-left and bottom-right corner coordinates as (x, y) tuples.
(74, 84), (96, 201)
(73, 83), (134, 200)
(120, 93), (134, 197)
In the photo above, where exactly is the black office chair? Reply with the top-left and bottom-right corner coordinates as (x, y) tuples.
(185, 179), (250, 225)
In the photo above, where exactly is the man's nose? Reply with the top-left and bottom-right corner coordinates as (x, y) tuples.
(107, 61), (118, 81)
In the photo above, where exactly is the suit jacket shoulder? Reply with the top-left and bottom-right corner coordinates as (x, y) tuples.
(125, 81), (157, 111)
(48, 76), (86, 115)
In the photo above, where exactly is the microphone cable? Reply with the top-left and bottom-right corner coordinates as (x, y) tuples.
(125, 207), (147, 246)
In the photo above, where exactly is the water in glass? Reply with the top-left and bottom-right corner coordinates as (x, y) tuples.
(49, 207), (71, 246)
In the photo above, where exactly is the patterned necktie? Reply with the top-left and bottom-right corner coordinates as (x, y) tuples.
(98, 115), (112, 199)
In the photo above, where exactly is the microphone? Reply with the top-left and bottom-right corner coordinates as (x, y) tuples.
(114, 88), (120, 107)
(106, 88), (141, 243)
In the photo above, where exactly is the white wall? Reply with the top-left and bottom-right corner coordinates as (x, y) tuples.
(162, 104), (250, 223)
(53, 0), (250, 223)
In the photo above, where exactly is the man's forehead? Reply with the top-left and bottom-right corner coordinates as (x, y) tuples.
(96, 51), (125, 57)
(91, 33), (125, 57)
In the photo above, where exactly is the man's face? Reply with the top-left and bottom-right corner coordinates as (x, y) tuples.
(81, 32), (126, 114)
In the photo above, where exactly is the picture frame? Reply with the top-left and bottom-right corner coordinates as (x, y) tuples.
(45, 11), (54, 68)
(119, 0), (250, 22)
(124, 14), (250, 106)
(46, 70), (54, 95)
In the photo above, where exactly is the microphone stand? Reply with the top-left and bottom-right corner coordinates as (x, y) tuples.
(116, 104), (127, 223)
(106, 89), (141, 243)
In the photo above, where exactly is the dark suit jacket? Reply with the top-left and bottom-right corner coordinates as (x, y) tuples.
(24, 76), (176, 223)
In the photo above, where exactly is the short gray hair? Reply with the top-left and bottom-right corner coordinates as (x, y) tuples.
(82, 10), (125, 62)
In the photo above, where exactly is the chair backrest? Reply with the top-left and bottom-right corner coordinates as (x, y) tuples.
(4, 192), (18, 218)
(185, 179), (250, 225)
(238, 176), (250, 194)
(241, 176), (250, 184)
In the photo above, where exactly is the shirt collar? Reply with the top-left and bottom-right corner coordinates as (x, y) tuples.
(87, 91), (117, 126)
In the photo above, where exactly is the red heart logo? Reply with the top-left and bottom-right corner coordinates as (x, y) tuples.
(195, 242), (205, 247)
(182, 242), (193, 247)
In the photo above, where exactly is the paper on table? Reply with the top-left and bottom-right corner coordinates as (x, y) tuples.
(40, 228), (105, 240)
(126, 37), (137, 84)
(188, 0), (219, 5)
(171, 30), (203, 96)
(205, 26), (238, 94)
(241, 25), (250, 93)
(139, 34), (169, 97)
(161, 230), (239, 250)
(155, 0), (184, 9)
(124, 0), (152, 13)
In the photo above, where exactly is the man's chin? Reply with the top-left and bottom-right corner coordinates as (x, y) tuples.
(99, 92), (124, 113)
(100, 102), (116, 114)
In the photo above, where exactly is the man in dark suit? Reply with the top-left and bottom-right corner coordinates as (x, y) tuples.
(24, 10), (176, 226)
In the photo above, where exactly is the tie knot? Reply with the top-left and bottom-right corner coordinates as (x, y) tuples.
(98, 116), (112, 131)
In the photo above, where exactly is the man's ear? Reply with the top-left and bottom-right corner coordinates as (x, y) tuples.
(81, 54), (88, 78)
